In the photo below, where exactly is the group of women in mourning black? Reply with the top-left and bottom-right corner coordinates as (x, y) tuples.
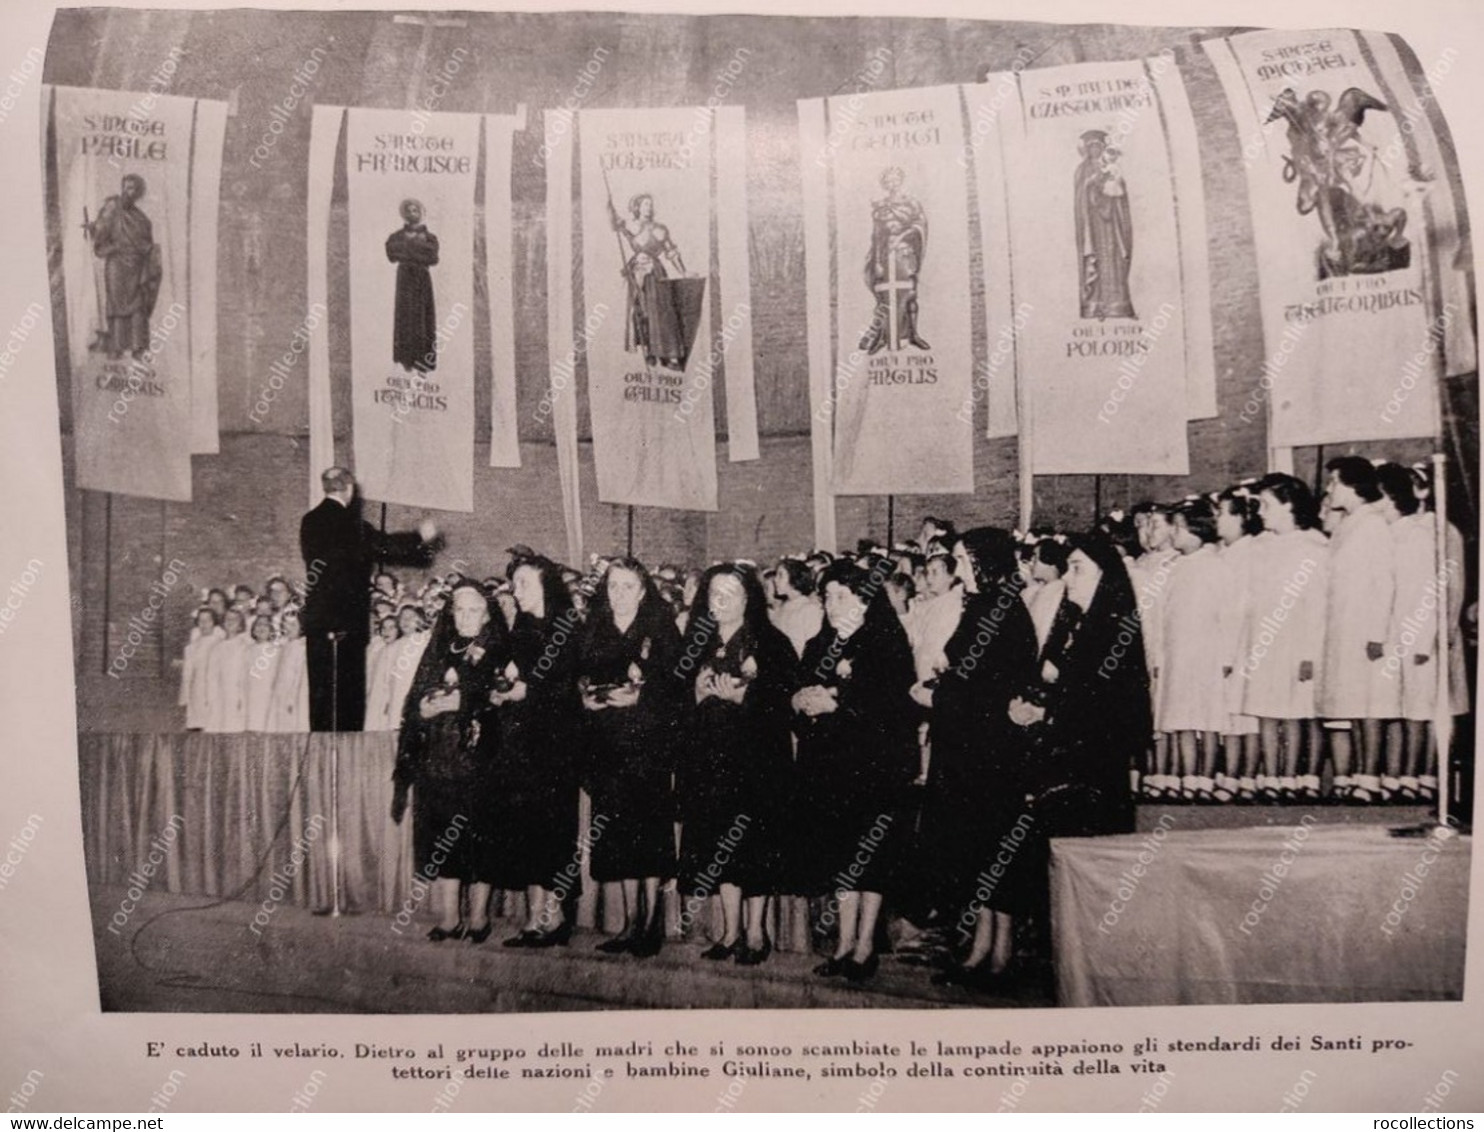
(390, 528), (1149, 990)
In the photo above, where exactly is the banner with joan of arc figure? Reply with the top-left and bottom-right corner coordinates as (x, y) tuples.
(345, 108), (479, 512)
(802, 84), (975, 497)
(48, 85), (225, 502)
(576, 107), (737, 512)
(1205, 29), (1474, 448)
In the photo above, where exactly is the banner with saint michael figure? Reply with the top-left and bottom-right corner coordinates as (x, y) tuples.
(344, 107), (480, 512)
(46, 85), (226, 502)
(570, 107), (756, 512)
(1205, 29), (1474, 447)
(800, 84), (975, 497)
(979, 58), (1210, 475)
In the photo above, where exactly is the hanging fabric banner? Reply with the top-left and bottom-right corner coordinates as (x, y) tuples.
(988, 59), (1200, 475)
(802, 84), (976, 496)
(483, 109), (523, 469)
(50, 85), (223, 502)
(964, 74), (1024, 443)
(306, 104), (342, 510)
(345, 108), (479, 512)
(576, 106), (733, 512)
(188, 98), (227, 455)
(1205, 29), (1473, 447)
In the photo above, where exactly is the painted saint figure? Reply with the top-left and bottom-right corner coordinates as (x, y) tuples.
(1266, 87), (1411, 279)
(608, 191), (697, 370)
(1074, 130), (1136, 320)
(89, 173), (161, 358)
(387, 198), (440, 372)
(859, 166), (930, 355)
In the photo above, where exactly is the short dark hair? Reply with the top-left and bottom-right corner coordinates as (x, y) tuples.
(1325, 455), (1381, 502)
(1216, 487), (1264, 537)
(1173, 497), (1219, 544)
(775, 558), (815, 596)
(1256, 472), (1321, 530)
(1375, 462), (1420, 516)
(1033, 539), (1071, 574)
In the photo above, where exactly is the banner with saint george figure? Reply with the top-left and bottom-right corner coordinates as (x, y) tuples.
(800, 84), (976, 497)
(571, 106), (755, 512)
(1205, 29), (1474, 448)
(46, 85), (226, 502)
(344, 108), (480, 512)
(977, 58), (1209, 475)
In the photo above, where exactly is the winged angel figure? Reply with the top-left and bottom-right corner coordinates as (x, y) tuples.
(1266, 87), (1413, 278)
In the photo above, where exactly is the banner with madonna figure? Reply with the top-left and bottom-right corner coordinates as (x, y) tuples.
(980, 57), (1208, 475)
(1205, 29), (1475, 447)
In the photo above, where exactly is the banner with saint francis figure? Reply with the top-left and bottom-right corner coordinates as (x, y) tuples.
(344, 108), (480, 512)
(46, 85), (226, 502)
(979, 59), (1209, 475)
(1205, 30), (1474, 448)
(570, 107), (755, 513)
(800, 85), (975, 497)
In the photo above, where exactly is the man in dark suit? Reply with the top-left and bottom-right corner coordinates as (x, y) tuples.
(300, 466), (441, 731)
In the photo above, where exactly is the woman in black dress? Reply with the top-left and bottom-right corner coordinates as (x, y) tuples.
(578, 557), (685, 957)
(792, 559), (917, 983)
(391, 582), (507, 943)
(678, 564), (799, 965)
(1006, 533), (1149, 962)
(487, 554), (583, 948)
(911, 528), (1040, 990)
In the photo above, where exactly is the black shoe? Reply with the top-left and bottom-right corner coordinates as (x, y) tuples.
(428, 922), (467, 942)
(466, 922), (494, 945)
(736, 938), (772, 967)
(701, 940), (739, 961)
(528, 921), (573, 948)
(931, 963), (973, 987)
(503, 929), (539, 948)
(630, 919), (665, 959)
(844, 953), (880, 983)
(596, 934), (635, 954)
(813, 956), (850, 978)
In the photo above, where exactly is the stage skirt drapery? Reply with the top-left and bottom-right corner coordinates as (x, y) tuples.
(79, 732), (814, 949)
(1052, 824), (1469, 1006)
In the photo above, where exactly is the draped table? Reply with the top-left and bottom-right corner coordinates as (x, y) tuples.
(79, 732), (815, 948)
(1051, 824), (1469, 1006)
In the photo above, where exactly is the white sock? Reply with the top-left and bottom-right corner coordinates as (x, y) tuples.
(1299, 774), (1322, 794)
(1333, 775), (1353, 796)
(1399, 775), (1420, 795)
(1380, 775), (1401, 798)
(1418, 775), (1438, 797)
(1238, 776), (1257, 796)
(1279, 775), (1298, 793)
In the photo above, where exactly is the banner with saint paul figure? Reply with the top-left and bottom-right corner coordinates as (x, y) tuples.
(48, 85), (225, 502)
(344, 108), (480, 512)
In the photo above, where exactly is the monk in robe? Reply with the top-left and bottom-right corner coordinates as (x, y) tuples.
(90, 174), (161, 358)
(387, 198), (440, 372)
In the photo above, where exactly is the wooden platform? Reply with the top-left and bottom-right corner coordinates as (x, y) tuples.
(91, 887), (1053, 1014)
(1135, 802), (1434, 832)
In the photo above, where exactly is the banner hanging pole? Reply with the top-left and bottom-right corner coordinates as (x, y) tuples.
(1432, 452), (1452, 827)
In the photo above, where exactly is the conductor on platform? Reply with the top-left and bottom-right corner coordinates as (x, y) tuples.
(300, 466), (441, 731)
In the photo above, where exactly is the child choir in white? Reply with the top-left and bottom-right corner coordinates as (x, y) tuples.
(1114, 457), (1465, 806)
